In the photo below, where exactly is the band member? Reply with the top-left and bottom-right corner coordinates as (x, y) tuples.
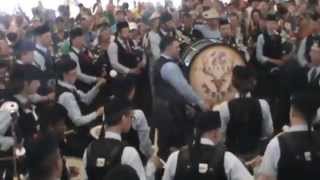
(194, 8), (221, 40)
(159, 11), (176, 39)
(214, 66), (273, 160)
(143, 11), (161, 62)
(307, 42), (320, 92)
(9, 64), (44, 143)
(14, 40), (56, 104)
(219, 18), (236, 46)
(178, 12), (203, 42)
(83, 97), (147, 180)
(69, 27), (100, 86)
(111, 77), (153, 158)
(25, 133), (63, 180)
(162, 111), (253, 180)
(103, 165), (140, 180)
(258, 92), (320, 180)
(55, 57), (105, 156)
(0, 61), (10, 104)
(33, 24), (54, 77)
(152, 36), (209, 159)
(297, 14), (320, 67)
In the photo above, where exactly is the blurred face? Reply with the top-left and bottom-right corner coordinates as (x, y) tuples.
(72, 36), (85, 49)
(99, 30), (111, 44)
(310, 48), (320, 66)
(122, 111), (133, 132)
(164, 20), (176, 31)
(25, 80), (41, 95)
(267, 20), (279, 32)
(120, 27), (130, 40)
(220, 24), (232, 38)
(252, 12), (261, 23)
(63, 69), (77, 84)
(56, 21), (64, 32)
(230, 15), (239, 26)
(183, 16), (193, 28)
(39, 32), (53, 48)
(0, 40), (12, 58)
(207, 19), (219, 29)
(116, 12), (125, 22)
(80, 18), (91, 30)
(168, 40), (181, 60)
(21, 51), (34, 64)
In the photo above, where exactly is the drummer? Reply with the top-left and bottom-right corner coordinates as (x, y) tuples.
(194, 8), (222, 40)
(219, 18), (237, 47)
(152, 36), (210, 159)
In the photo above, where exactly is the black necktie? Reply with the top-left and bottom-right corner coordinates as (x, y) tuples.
(310, 68), (317, 82)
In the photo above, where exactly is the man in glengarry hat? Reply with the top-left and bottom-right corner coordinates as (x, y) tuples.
(194, 8), (222, 40)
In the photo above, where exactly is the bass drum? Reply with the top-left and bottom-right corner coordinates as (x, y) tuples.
(182, 39), (245, 107)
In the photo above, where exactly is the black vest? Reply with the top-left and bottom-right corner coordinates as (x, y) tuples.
(305, 35), (320, 63)
(262, 32), (283, 70)
(115, 38), (139, 69)
(226, 97), (263, 155)
(55, 83), (89, 131)
(35, 47), (55, 77)
(153, 56), (184, 103)
(278, 131), (320, 180)
(85, 138), (124, 180)
(175, 144), (227, 180)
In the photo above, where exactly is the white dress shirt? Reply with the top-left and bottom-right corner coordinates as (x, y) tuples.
(108, 38), (131, 75)
(162, 138), (254, 180)
(82, 131), (147, 180)
(297, 37), (308, 67)
(0, 111), (14, 151)
(57, 80), (99, 127)
(69, 47), (97, 85)
(308, 66), (320, 85)
(213, 94), (274, 140)
(132, 109), (153, 158)
(33, 43), (49, 71)
(258, 124), (309, 177)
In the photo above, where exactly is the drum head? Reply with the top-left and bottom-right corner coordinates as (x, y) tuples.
(187, 44), (245, 107)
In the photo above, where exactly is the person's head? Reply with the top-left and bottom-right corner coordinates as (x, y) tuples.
(195, 111), (222, 143)
(149, 11), (160, 30)
(79, 15), (92, 31)
(160, 12), (175, 31)
(129, 22), (139, 39)
(104, 97), (134, 133)
(219, 18), (232, 38)
(56, 55), (77, 84)
(26, 133), (63, 179)
(232, 65), (256, 94)
(33, 24), (52, 48)
(103, 164), (139, 180)
(266, 14), (279, 33)
(160, 36), (181, 60)
(202, 8), (220, 29)
(112, 77), (136, 100)
(182, 12), (194, 29)
(39, 104), (68, 141)
(258, 0), (269, 16)
(290, 92), (320, 126)
(115, 10), (126, 22)
(15, 40), (35, 64)
(229, 12), (239, 27)
(98, 27), (112, 45)
(0, 39), (13, 59)
(310, 42), (320, 66)
(10, 64), (42, 95)
(55, 17), (65, 32)
(251, 9), (262, 24)
(117, 21), (130, 40)
(69, 27), (85, 49)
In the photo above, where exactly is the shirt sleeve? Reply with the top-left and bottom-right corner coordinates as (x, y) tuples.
(258, 137), (280, 177)
(256, 34), (271, 64)
(150, 33), (161, 60)
(160, 62), (203, 107)
(69, 52), (97, 85)
(58, 92), (98, 127)
(162, 151), (179, 180)
(108, 42), (131, 74)
(297, 38), (308, 67)
(0, 111), (14, 151)
(224, 152), (254, 180)
(76, 85), (100, 105)
(121, 146), (147, 180)
(132, 109), (153, 158)
(259, 99), (274, 139)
